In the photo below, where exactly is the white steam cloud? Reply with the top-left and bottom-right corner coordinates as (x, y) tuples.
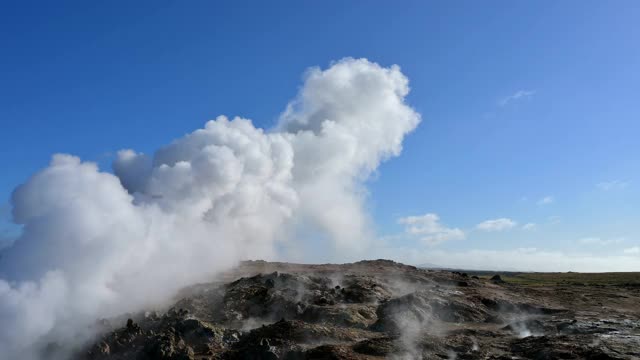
(0, 58), (420, 359)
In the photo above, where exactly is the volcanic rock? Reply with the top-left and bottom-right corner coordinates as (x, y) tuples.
(76, 260), (640, 360)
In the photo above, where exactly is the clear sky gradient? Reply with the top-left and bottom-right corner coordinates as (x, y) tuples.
(2, 1), (639, 270)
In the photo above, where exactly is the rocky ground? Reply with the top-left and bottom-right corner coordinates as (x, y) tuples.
(75, 260), (640, 359)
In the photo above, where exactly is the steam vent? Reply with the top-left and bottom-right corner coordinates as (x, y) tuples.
(76, 260), (640, 359)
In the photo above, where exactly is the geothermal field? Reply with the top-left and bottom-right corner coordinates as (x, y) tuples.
(73, 260), (640, 359)
(3, 4), (640, 359)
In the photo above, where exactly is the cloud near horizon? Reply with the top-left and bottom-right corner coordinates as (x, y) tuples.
(624, 247), (640, 254)
(371, 246), (640, 273)
(398, 213), (465, 245)
(579, 237), (625, 246)
(476, 218), (517, 232)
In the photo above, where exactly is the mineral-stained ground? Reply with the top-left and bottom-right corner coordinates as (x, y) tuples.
(75, 260), (640, 359)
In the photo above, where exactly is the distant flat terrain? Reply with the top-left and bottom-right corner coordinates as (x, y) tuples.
(491, 272), (640, 287)
(460, 271), (640, 287)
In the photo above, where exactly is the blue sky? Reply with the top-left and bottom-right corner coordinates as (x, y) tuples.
(2, 1), (639, 270)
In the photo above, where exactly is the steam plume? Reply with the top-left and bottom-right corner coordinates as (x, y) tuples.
(0, 58), (420, 359)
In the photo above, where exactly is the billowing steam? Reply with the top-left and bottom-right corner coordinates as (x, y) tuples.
(0, 58), (420, 359)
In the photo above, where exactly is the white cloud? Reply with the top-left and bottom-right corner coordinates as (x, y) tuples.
(579, 237), (625, 246)
(476, 218), (517, 232)
(398, 213), (465, 245)
(522, 223), (536, 230)
(499, 90), (535, 106)
(537, 196), (554, 205)
(597, 180), (629, 191)
(623, 247), (640, 255)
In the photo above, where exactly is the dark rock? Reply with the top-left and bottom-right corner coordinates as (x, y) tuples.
(75, 260), (640, 360)
(352, 337), (396, 356)
(140, 332), (194, 360)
